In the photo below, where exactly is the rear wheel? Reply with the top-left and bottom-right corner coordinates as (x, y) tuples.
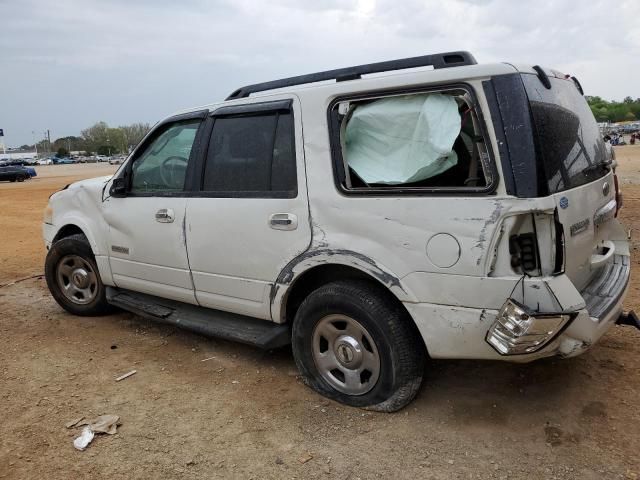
(45, 234), (111, 316)
(16, 175), (26, 182)
(292, 280), (425, 412)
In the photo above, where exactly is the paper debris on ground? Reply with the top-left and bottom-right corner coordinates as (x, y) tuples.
(115, 370), (137, 382)
(72, 415), (120, 451)
(298, 452), (313, 464)
(78, 414), (120, 435)
(73, 426), (95, 451)
(65, 417), (85, 429)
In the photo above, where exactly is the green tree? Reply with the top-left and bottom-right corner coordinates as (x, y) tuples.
(588, 96), (639, 122)
(56, 147), (69, 158)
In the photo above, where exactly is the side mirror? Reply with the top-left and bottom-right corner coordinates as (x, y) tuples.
(109, 177), (127, 197)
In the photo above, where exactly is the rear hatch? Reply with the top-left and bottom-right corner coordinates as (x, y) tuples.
(521, 72), (617, 290)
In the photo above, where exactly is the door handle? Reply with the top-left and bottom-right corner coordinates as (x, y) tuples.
(155, 208), (175, 223)
(269, 213), (297, 231)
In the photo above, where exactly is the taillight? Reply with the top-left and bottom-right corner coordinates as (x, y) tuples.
(614, 172), (622, 217)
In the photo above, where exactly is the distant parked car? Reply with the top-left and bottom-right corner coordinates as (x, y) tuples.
(109, 157), (125, 165)
(53, 157), (74, 165)
(0, 166), (31, 182)
(38, 158), (53, 165)
(24, 166), (37, 178)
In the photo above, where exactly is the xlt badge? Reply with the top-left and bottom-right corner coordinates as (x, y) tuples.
(570, 218), (590, 236)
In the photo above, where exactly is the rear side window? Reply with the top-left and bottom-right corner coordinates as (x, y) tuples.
(202, 111), (296, 197)
(330, 88), (493, 193)
(522, 74), (608, 194)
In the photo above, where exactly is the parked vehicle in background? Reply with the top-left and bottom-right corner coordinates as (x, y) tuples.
(0, 166), (32, 182)
(109, 156), (125, 165)
(43, 51), (637, 411)
(38, 158), (53, 165)
(96, 155), (109, 162)
(53, 157), (74, 165)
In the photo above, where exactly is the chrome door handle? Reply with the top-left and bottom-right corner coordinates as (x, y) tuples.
(155, 208), (175, 223)
(269, 213), (297, 231)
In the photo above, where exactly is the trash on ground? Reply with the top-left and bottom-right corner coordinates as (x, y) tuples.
(201, 356), (216, 362)
(73, 426), (95, 451)
(298, 452), (313, 464)
(65, 416), (85, 429)
(72, 414), (120, 451)
(78, 414), (120, 434)
(115, 369), (137, 382)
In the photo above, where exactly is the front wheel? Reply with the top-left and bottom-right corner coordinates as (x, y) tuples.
(292, 280), (425, 412)
(45, 234), (111, 316)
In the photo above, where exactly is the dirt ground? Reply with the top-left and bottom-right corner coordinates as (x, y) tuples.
(1, 155), (639, 480)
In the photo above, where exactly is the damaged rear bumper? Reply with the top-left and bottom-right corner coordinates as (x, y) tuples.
(405, 254), (631, 362)
(486, 254), (631, 358)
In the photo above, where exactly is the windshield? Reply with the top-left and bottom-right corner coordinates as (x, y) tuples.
(521, 73), (608, 194)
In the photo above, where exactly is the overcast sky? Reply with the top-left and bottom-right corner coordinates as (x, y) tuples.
(1, 0), (639, 146)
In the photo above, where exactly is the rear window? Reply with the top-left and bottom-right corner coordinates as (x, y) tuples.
(522, 74), (608, 194)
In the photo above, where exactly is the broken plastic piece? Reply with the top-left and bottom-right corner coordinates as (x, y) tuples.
(115, 370), (137, 382)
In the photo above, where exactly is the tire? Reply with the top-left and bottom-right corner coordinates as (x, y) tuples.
(16, 175), (25, 182)
(292, 280), (425, 412)
(45, 233), (112, 316)
(9, 178), (16, 182)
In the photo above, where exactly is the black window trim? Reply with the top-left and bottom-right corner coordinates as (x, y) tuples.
(190, 99), (299, 199)
(327, 82), (499, 196)
(116, 109), (209, 198)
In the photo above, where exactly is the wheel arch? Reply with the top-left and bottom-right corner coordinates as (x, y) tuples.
(52, 224), (87, 244)
(272, 253), (421, 342)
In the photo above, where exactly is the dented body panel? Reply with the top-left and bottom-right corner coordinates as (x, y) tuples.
(43, 59), (631, 363)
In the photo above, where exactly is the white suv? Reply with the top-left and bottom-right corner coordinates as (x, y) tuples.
(43, 52), (637, 411)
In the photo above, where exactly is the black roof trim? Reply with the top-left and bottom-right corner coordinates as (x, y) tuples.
(226, 51), (477, 100)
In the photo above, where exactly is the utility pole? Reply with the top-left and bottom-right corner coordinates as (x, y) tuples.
(32, 131), (38, 157)
(47, 130), (51, 154)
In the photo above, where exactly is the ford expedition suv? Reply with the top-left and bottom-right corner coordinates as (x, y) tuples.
(43, 51), (638, 411)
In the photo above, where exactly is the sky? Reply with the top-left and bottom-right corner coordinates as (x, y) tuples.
(1, 0), (639, 146)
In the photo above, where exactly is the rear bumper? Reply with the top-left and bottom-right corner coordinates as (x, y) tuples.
(406, 254), (631, 362)
(555, 254), (630, 358)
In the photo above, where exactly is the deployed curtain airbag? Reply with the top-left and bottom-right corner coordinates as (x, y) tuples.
(344, 93), (461, 184)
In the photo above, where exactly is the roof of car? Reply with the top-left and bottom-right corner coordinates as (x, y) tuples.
(169, 52), (534, 119)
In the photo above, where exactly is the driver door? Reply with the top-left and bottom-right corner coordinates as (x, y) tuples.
(103, 111), (207, 304)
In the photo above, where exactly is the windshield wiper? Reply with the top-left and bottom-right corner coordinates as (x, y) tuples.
(582, 159), (612, 175)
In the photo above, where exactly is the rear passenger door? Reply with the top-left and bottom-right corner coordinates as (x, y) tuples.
(185, 98), (310, 320)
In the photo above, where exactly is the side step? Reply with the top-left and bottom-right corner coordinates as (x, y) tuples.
(106, 287), (291, 349)
(617, 310), (640, 330)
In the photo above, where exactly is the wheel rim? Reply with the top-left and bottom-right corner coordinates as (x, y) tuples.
(312, 314), (380, 396)
(56, 254), (98, 305)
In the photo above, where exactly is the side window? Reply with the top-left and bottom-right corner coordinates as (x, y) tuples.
(202, 111), (296, 196)
(332, 90), (491, 191)
(130, 119), (201, 194)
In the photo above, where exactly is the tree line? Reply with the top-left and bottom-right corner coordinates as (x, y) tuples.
(587, 96), (640, 123)
(20, 121), (151, 157)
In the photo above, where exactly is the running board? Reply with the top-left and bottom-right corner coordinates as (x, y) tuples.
(106, 287), (291, 349)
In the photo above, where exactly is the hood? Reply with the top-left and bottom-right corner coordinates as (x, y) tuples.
(67, 175), (113, 192)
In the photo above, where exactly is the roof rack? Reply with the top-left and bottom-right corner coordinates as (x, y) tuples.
(226, 51), (477, 100)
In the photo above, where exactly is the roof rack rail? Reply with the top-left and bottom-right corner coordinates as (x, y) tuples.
(226, 51), (477, 100)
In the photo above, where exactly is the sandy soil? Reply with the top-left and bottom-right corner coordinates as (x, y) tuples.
(1, 153), (639, 479)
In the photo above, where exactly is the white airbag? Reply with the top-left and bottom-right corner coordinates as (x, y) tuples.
(344, 93), (461, 184)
